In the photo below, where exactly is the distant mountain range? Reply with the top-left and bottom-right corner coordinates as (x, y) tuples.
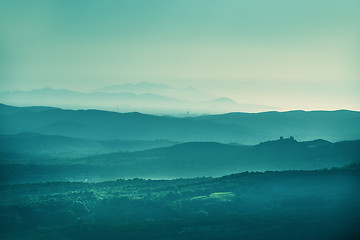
(95, 82), (215, 102)
(0, 82), (278, 114)
(1, 104), (359, 144)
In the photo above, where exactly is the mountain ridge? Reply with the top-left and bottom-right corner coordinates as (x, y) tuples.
(0, 86), (278, 114)
(1, 137), (359, 182)
(1, 103), (359, 144)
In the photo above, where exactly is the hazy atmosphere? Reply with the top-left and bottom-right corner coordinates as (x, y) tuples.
(1, 0), (360, 111)
(1, 1), (360, 240)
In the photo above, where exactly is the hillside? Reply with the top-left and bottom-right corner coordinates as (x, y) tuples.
(75, 138), (360, 178)
(1, 104), (359, 144)
(1, 168), (359, 240)
(0, 132), (177, 157)
(1, 138), (359, 183)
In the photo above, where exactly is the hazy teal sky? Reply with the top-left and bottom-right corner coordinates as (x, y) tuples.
(0, 0), (359, 110)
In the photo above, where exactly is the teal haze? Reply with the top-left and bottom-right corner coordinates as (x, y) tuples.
(0, 0), (359, 111)
(1, 2), (360, 239)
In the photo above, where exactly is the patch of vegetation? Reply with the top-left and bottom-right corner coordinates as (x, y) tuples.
(0, 168), (359, 240)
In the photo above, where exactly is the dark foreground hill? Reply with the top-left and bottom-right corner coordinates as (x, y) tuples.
(1, 103), (360, 144)
(1, 138), (359, 183)
(0, 168), (359, 240)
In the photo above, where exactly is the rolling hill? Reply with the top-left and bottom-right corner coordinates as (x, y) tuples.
(1, 104), (359, 144)
(1, 168), (359, 240)
(0, 132), (177, 157)
(74, 138), (360, 178)
(1, 137), (359, 183)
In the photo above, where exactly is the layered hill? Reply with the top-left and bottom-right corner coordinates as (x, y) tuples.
(75, 138), (360, 178)
(1, 138), (359, 183)
(1, 104), (359, 144)
(0, 132), (177, 157)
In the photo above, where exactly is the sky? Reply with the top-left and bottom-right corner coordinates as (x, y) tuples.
(0, 0), (359, 111)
